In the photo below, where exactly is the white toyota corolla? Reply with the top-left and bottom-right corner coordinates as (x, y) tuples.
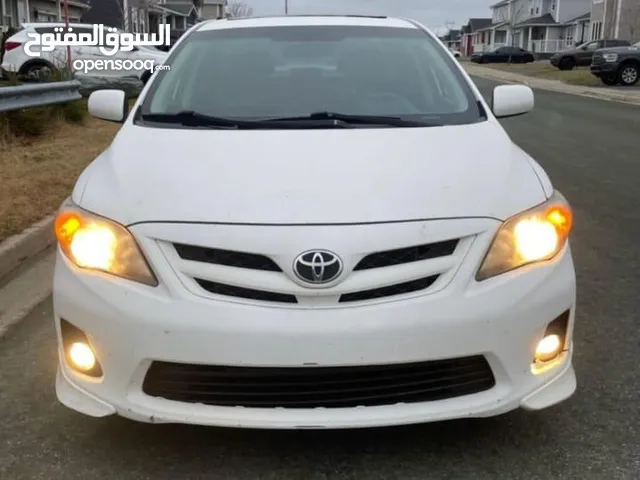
(53, 15), (577, 429)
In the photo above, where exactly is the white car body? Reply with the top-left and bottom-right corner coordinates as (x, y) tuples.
(53, 15), (577, 430)
(1, 22), (167, 80)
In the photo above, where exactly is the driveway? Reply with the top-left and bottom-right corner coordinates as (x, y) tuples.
(1, 77), (639, 480)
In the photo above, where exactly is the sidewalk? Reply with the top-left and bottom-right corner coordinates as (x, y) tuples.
(462, 63), (640, 106)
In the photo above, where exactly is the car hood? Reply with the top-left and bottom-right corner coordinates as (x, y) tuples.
(597, 46), (638, 53)
(73, 120), (549, 225)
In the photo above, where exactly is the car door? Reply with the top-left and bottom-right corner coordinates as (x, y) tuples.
(493, 47), (509, 63)
(576, 40), (603, 66)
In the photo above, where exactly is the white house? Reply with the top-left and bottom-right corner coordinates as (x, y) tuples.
(474, 0), (592, 53)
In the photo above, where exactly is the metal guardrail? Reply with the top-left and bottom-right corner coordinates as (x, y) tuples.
(0, 80), (82, 113)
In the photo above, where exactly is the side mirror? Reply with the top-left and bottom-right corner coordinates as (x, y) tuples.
(88, 89), (128, 123)
(491, 84), (534, 118)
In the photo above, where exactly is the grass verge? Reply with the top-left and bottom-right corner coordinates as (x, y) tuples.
(481, 63), (602, 86)
(0, 116), (120, 242)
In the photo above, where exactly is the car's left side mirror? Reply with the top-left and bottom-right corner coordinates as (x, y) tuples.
(491, 84), (534, 118)
(88, 89), (129, 123)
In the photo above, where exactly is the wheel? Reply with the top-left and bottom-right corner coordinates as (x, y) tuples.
(20, 61), (55, 80)
(617, 63), (639, 86)
(558, 57), (575, 71)
(601, 75), (618, 86)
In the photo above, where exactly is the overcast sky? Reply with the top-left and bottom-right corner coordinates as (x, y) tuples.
(239, 0), (495, 35)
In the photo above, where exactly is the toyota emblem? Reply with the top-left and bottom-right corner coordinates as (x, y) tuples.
(293, 250), (343, 284)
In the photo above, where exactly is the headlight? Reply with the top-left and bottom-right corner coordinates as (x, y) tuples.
(54, 199), (158, 286)
(603, 53), (618, 62)
(476, 191), (573, 281)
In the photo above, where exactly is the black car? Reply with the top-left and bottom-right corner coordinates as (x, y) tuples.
(550, 39), (630, 70)
(471, 46), (535, 64)
(591, 42), (640, 86)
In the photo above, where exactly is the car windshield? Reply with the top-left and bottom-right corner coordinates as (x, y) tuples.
(137, 25), (484, 128)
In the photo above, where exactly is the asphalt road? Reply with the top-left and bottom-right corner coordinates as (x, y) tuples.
(1, 77), (639, 480)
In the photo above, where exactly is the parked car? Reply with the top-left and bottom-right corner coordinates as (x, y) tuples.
(590, 41), (640, 86)
(52, 15), (577, 430)
(550, 39), (630, 70)
(449, 47), (462, 58)
(470, 46), (535, 64)
(0, 22), (167, 83)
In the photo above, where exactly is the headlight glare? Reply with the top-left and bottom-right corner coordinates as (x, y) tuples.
(54, 200), (158, 286)
(476, 192), (572, 281)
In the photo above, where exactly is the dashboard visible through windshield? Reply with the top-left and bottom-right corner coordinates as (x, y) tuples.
(137, 25), (485, 128)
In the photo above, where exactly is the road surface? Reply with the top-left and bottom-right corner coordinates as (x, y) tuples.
(1, 77), (639, 480)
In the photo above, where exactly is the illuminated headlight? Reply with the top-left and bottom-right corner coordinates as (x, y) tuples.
(476, 191), (573, 281)
(603, 53), (618, 62)
(54, 199), (158, 286)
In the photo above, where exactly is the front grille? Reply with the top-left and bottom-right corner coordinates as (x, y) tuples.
(195, 279), (298, 303)
(174, 243), (281, 271)
(339, 275), (439, 303)
(592, 54), (604, 65)
(353, 239), (458, 270)
(142, 356), (496, 408)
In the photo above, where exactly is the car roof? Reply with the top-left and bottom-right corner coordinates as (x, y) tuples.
(196, 15), (422, 32)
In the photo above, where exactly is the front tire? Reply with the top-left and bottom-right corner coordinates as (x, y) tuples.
(618, 64), (639, 86)
(19, 61), (55, 80)
(558, 57), (575, 71)
(601, 75), (618, 86)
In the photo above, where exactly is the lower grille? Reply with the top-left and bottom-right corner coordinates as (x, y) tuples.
(142, 356), (496, 409)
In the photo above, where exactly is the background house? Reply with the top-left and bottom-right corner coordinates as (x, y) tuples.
(461, 18), (493, 55)
(590, 0), (640, 43)
(81, 0), (223, 41)
(1, 0), (90, 28)
(468, 0), (591, 54)
(439, 28), (462, 51)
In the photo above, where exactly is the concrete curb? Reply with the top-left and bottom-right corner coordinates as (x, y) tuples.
(463, 64), (640, 106)
(0, 214), (56, 284)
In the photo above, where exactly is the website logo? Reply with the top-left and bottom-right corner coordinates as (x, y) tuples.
(23, 24), (171, 57)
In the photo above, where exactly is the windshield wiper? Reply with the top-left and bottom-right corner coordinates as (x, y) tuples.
(261, 112), (441, 127)
(138, 110), (359, 129)
(139, 111), (248, 128)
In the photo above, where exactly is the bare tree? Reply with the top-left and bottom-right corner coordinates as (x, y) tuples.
(508, 0), (527, 63)
(226, 1), (253, 18)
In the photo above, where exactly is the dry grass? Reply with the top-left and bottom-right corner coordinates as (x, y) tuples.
(0, 117), (120, 242)
(482, 63), (601, 86)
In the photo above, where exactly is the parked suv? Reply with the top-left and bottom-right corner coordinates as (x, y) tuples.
(591, 41), (640, 86)
(1, 22), (167, 83)
(550, 39), (631, 70)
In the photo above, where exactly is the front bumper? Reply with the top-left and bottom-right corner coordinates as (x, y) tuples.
(53, 220), (577, 429)
(590, 63), (618, 77)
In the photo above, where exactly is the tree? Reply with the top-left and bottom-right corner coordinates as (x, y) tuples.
(226, 1), (253, 18)
(508, 0), (527, 63)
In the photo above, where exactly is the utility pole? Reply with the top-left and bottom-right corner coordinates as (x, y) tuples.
(285, 0), (288, 14)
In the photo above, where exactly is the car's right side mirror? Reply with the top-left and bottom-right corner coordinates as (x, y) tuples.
(87, 90), (129, 123)
(491, 84), (534, 118)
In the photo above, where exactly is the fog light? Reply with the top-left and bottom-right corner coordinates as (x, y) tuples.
(535, 334), (562, 362)
(68, 342), (96, 371)
(60, 319), (103, 377)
